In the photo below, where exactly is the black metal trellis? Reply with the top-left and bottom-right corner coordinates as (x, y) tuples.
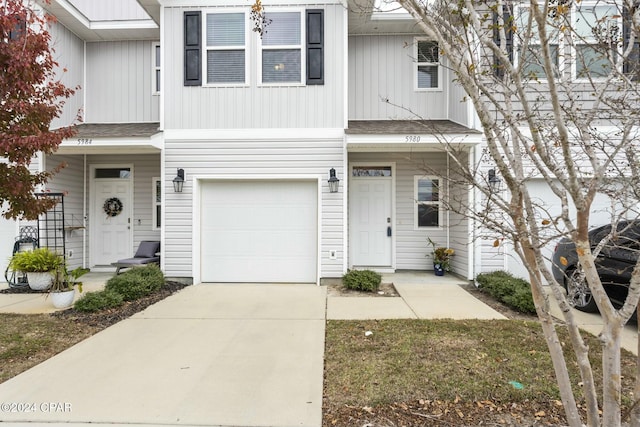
(35, 193), (65, 257)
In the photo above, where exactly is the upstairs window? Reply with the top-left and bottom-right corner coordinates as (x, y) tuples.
(573, 3), (620, 79)
(415, 39), (440, 90)
(414, 176), (441, 228)
(205, 12), (247, 85)
(516, 6), (560, 80)
(260, 11), (303, 84)
(183, 9), (323, 87)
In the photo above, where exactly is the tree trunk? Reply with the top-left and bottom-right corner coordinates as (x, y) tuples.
(522, 243), (583, 427)
(601, 320), (623, 427)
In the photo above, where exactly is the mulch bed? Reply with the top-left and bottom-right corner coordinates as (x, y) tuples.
(51, 280), (189, 329)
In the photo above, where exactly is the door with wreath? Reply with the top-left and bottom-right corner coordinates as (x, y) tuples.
(91, 167), (132, 267)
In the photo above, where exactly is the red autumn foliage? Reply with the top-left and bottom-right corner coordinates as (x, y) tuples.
(0, 0), (77, 219)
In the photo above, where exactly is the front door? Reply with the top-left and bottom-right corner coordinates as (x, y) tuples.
(91, 166), (132, 266)
(349, 166), (393, 268)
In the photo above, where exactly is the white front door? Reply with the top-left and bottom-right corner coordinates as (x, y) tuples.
(350, 171), (393, 268)
(91, 168), (132, 266)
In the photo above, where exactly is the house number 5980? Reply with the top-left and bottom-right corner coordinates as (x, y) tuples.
(77, 138), (92, 145)
(405, 135), (421, 143)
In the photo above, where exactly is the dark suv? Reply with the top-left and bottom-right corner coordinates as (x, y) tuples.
(551, 220), (640, 312)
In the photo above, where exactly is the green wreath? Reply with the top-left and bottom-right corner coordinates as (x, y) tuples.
(103, 197), (123, 217)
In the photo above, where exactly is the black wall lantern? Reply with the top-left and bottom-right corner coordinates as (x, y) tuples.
(328, 168), (340, 193)
(173, 168), (185, 193)
(488, 169), (501, 192)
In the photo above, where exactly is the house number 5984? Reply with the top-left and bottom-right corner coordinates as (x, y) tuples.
(77, 138), (92, 145)
(405, 135), (421, 143)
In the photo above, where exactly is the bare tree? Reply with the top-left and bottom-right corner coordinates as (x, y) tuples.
(379, 0), (640, 426)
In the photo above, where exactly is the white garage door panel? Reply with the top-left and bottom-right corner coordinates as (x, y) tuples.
(508, 179), (616, 280)
(201, 181), (318, 283)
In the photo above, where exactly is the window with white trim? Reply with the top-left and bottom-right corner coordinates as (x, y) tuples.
(414, 176), (441, 228)
(205, 12), (247, 85)
(152, 42), (160, 94)
(260, 11), (303, 84)
(515, 5), (560, 80)
(152, 177), (161, 230)
(415, 39), (440, 90)
(573, 3), (620, 79)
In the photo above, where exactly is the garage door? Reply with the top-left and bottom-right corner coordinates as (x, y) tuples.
(200, 180), (318, 283)
(507, 179), (615, 279)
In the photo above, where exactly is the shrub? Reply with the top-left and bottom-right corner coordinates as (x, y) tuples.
(10, 247), (64, 272)
(475, 271), (536, 314)
(104, 264), (165, 301)
(342, 269), (382, 292)
(74, 290), (124, 312)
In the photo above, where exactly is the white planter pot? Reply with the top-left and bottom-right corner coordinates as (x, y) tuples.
(51, 289), (76, 309)
(27, 272), (53, 291)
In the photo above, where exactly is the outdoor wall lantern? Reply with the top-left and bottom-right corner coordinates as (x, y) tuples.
(488, 168), (502, 192)
(328, 168), (340, 193)
(173, 168), (185, 193)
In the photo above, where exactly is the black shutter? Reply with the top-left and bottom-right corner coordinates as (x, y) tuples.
(184, 11), (202, 86)
(493, 5), (513, 78)
(306, 9), (324, 85)
(623, 4), (639, 81)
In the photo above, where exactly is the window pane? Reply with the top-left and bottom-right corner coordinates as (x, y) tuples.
(207, 13), (245, 46)
(352, 166), (392, 177)
(521, 45), (558, 79)
(263, 12), (301, 46)
(156, 205), (161, 228)
(576, 45), (613, 78)
(418, 65), (438, 88)
(155, 180), (161, 203)
(575, 5), (617, 39)
(418, 204), (439, 227)
(207, 50), (245, 83)
(418, 41), (438, 63)
(262, 49), (301, 83)
(155, 70), (160, 92)
(418, 179), (439, 202)
(155, 45), (160, 67)
(95, 168), (131, 179)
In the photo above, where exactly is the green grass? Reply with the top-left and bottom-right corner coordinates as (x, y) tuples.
(0, 313), (99, 383)
(324, 319), (637, 408)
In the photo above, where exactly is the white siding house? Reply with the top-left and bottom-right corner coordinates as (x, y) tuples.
(28, 0), (577, 285)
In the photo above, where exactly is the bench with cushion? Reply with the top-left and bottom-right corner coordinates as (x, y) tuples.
(111, 241), (160, 274)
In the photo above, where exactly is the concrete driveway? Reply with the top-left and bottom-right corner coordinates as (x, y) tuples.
(0, 283), (326, 427)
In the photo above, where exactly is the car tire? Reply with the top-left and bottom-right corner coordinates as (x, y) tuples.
(564, 267), (599, 313)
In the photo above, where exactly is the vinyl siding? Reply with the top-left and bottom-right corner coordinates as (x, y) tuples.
(348, 151), (469, 277)
(349, 35), (462, 122)
(162, 4), (345, 129)
(45, 154), (161, 268)
(44, 155), (85, 270)
(163, 138), (344, 280)
(49, 21), (84, 130)
(85, 41), (159, 123)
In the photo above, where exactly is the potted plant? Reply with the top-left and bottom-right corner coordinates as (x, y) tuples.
(49, 266), (88, 308)
(9, 248), (64, 290)
(427, 238), (455, 276)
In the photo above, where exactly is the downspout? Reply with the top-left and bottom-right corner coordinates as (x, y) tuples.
(470, 144), (482, 282)
(446, 153), (450, 249)
(83, 154), (87, 269)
